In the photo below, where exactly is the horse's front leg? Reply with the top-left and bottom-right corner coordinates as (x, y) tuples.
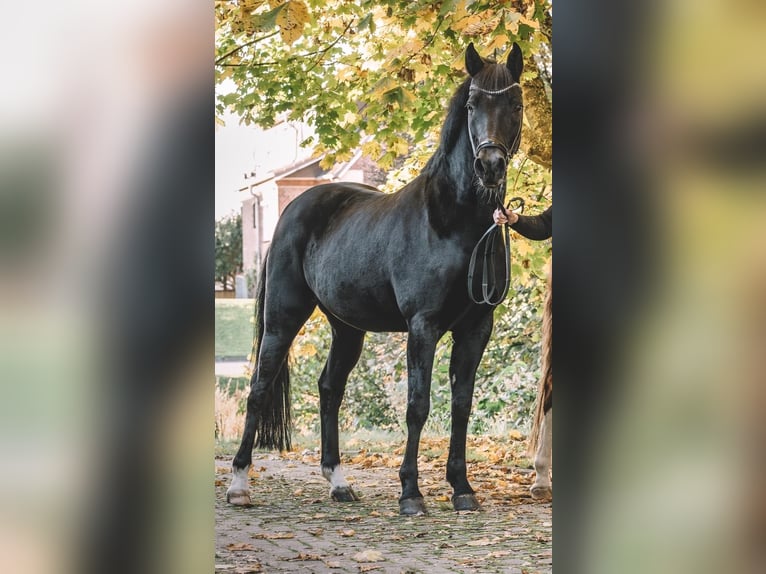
(318, 321), (365, 502)
(399, 316), (441, 516)
(447, 312), (494, 511)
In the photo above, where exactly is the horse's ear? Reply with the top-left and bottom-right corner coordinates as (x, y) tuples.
(465, 43), (485, 77)
(506, 42), (523, 82)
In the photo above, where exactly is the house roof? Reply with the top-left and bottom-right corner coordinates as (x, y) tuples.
(240, 148), (371, 192)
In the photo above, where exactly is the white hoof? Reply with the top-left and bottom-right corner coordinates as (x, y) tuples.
(226, 488), (252, 506)
(227, 466), (252, 506)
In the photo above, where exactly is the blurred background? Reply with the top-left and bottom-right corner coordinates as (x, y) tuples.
(0, 1), (212, 573)
(555, 1), (766, 573)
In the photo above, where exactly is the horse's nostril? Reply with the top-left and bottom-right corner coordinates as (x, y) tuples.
(473, 157), (486, 178)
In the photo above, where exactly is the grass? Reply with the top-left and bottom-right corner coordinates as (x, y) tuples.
(215, 298), (255, 360)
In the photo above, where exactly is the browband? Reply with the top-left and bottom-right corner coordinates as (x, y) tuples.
(469, 82), (521, 95)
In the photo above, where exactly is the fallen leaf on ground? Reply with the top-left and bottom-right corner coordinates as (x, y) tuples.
(252, 532), (294, 540)
(466, 538), (494, 547)
(508, 429), (524, 440)
(352, 549), (385, 563)
(287, 553), (324, 561)
(226, 543), (255, 552)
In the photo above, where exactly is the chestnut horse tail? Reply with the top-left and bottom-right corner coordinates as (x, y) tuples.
(528, 268), (552, 457)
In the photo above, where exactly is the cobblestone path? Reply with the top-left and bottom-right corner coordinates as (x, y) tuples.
(215, 452), (552, 573)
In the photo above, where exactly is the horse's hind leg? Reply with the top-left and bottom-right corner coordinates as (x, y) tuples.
(530, 408), (553, 500)
(446, 312), (494, 511)
(227, 279), (316, 506)
(318, 318), (365, 502)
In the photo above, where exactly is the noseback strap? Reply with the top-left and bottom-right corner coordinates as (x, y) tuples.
(474, 139), (510, 159)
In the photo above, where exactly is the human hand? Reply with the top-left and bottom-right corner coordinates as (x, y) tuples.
(493, 208), (518, 226)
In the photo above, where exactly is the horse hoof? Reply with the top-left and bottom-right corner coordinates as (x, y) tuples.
(226, 489), (252, 506)
(530, 485), (552, 501)
(399, 497), (427, 516)
(452, 493), (480, 511)
(331, 486), (359, 502)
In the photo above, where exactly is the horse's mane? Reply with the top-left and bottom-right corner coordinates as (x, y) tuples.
(424, 59), (516, 175)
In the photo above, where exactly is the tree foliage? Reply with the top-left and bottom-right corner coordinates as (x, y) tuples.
(215, 213), (243, 291)
(215, 0), (552, 171)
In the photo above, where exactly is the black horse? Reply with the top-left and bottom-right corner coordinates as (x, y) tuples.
(227, 43), (524, 516)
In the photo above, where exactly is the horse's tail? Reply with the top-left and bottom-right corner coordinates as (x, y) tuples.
(528, 267), (553, 457)
(250, 250), (293, 452)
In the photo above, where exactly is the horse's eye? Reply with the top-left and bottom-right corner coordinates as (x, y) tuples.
(466, 103), (474, 113)
(514, 104), (523, 113)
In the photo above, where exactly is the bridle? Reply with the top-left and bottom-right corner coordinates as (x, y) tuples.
(466, 80), (525, 306)
(467, 81), (523, 182)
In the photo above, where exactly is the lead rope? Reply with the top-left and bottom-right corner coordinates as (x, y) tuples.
(467, 197), (524, 305)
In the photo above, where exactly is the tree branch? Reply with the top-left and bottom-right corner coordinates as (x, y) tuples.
(305, 19), (355, 74)
(215, 30), (280, 66)
(216, 20), (354, 69)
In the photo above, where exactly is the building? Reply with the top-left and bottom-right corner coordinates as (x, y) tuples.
(238, 151), (384, 295)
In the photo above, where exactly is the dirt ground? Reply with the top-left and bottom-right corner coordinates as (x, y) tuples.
(215, 445), (552, 574)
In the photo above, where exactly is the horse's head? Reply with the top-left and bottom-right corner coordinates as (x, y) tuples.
(465, 42), (524, 200)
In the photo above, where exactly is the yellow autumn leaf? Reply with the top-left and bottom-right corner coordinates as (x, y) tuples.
(515, 240), (532, 257)
(508, 429), (524, 440)
(519, 15), (540, 30)
(361, 140), (382, 160)
(273, 0), (309, 45)
(487, 33), (510, 53)
(239, 0), (267, 11)
(296, 342), (317, 357)
(452, 14), (483, 33)
(337, 66), (356, 82)
(393, 139), (410, 156)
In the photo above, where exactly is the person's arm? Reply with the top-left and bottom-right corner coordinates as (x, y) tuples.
(510, 205), (552, 240)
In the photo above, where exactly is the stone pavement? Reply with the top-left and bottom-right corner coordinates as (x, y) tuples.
(215, 452), (552, 573)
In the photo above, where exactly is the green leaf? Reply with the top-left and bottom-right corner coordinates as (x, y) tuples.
(358, 13), (372, 31)
(248, 3), (287, 33)
(439, 0), (458, 17)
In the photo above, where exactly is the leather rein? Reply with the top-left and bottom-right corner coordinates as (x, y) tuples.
(466, 81), (524, 306)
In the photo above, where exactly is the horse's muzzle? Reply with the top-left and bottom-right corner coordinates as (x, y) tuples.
(474, 147), (508, 189)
